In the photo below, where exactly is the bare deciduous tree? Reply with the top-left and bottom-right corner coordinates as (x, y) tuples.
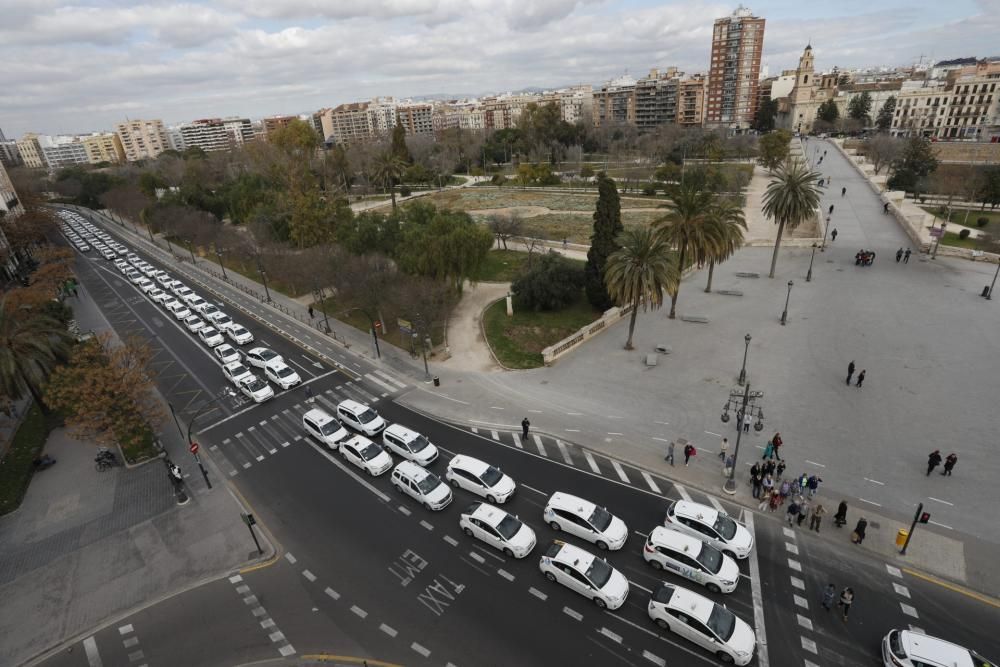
(486, 214), (523, 250)
(865, 135), (904, 176)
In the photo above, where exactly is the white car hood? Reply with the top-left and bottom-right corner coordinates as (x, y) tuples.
(425, 482), (451, 506)
(370, 450), (393, 471)
(606, 515), (629, 546)
(510, 524), (537, 553)
(490, 474), (515, 497)
(728, 615), (756, 659)
(718, 554), (741, 584)
(731, 524), (754, 555)
(602, 568), (630, 603)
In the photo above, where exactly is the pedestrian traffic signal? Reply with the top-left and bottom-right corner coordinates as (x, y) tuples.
(918, 512), (930, 524)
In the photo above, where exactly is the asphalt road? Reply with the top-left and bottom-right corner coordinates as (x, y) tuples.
(42, 211), (1000, 667)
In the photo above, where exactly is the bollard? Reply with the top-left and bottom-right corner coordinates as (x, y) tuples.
(433, 376), (440, 387)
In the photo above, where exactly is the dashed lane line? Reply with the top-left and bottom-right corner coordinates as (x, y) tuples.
(380, 623), (398, 638)
(529, 587), (548, 601)
(643, 650), (666, 667)
(564, 607), (583, 621)
(599, 627), (623, 643)
(512, 432), (523, 449)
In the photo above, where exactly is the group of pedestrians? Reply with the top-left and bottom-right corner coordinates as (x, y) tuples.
(926, 450), (959, 476)
(895, 247), (912, 263)
(822, 583), (856, 622)
(845, 361), (866, 388)
(854, 249), (876, 266)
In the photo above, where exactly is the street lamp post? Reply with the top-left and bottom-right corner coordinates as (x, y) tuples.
(214, 245), (228, 280)
(347, 307), (381, 359)
(184, 401), (221, 490)
(721, 383), (763, 495)
(312, 284), (333, 334)
(738, 333), (751, 386)
(185, 239), (196, 264)
(986, 261), (1000, 300)
(780, 280), (794, 325)
(821, 215), (831, 251)
(258, 265), (271, 302)
(806, 243), (818, 282)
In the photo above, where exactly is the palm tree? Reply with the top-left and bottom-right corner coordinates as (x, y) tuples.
(657, 181), (716, 318)
(762, 159), (822, 278)
(373, 151), (407, 210)
(704, 196), (747, 292)
(605, 227), (679, 350)
(0, 298), (71, 410)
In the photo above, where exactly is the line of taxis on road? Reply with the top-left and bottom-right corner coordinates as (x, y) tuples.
(57, 210), (302, 404)
(297, 391), (757, 664)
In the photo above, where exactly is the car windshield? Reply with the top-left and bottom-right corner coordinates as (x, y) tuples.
(695, 543), (724, 574)
(202, 328), (218, 337)
(359, 443), (382, 461)
(277, 367), (294, 378)
(585, 558), (613, 588)
(246, 379), (265, 392)
(707, 604), (737, 642)
(495, 514), (523, 540)
(358, 408), (378, 424)
(319, 420), (342, 436)
(230, 365), (249, 377)
(259, 350), (277, 362)
(416, 473), (443, 494)
(481, 466), (503, 487)
(409, 434), (430, 452)
(712, 514), (738, 540)
(588, 506), (613, 532)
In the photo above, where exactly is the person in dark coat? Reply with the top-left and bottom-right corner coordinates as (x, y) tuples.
(846, 360), (855, 385)
(942, 453), (958, 476)
(927, 450), (943, 475)
(831, 228), (838, 241)
(683, 442), (696, 466)
(896, 248), (904, 262)
(856, 370), (866, 388)
(903, 248), (911, 263)
(841, 186), (847, 197)
(829, 204), (835, 215)
(521, 417), (530, 440)
(834, 500), (848, 527)
(853, 517), (868, 544)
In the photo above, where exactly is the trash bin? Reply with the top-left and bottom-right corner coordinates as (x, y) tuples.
(433, 376), (440, 387)
(982, 285), (991, 298)
(895, 529), (908, 548)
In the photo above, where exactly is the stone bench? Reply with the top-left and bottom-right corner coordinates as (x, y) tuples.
(735, 272), (760, 278)
(715, 289), (744, 297)
(680, 315), (710, 323)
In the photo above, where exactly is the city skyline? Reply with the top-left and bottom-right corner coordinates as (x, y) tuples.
(2, 0), (999, 137)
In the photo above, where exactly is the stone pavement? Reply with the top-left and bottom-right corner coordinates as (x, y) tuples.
(0, 272), (273, 667)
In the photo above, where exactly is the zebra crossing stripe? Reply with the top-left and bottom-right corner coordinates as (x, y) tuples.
(374, 369), (407, 389)
(511, 432), (523, 449)
(364, 373), (397, 393)
(471, 427), (478, 434)
(555, 439), (573, 464)
(583, 450), (601, 474)
(490, 430), (499, 441)
(707, 496), (724, 512)
(533, 435), (547, 456)
(675, 484), (693, 502)
(610, 460), (630, 483)
(641, 471), (662, 494)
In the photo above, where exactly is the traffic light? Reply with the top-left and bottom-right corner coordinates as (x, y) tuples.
(918, 512), (930, 524)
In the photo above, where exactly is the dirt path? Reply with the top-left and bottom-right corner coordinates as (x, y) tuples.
(443, 280), (511, 372)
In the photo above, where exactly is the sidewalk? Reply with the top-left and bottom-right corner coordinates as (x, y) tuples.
(0, 269), (274, 667)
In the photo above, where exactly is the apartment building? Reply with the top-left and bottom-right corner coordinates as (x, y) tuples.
(706, 6), (765, 129)
(677, 75), (708, 127)
(0, 141), (20, 167)
(80, 132), (125, 164)
(262, 115), (298, 138)
(593, 75), (637, 127)
(115, 119), (169, 162)
(178, 117), (254, 153)
(634, 68), (682, 129)
(396, 103), (434, 135)
(16, 133), (46, 169)
(319, 102), (372, 144)
(891, 60), (1000, 141)
(0, 158), (21, 217)
(42, 138), (89, 168)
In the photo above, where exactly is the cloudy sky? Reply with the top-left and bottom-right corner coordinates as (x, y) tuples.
(2, 0), (998, 138)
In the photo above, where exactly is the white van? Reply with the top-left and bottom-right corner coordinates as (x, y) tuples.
(382, 423), (438, 466)
(336, 399), (386, 436)
(391, 460), (452, 511)
(881, 629), (997, 667)
(302, 408), (349, 448)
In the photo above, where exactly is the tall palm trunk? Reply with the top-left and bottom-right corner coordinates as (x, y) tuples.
(768, 218), (787, 278)
(704, 261), (715, 293)
(388, 178), (397, 210)
(668, 244), (686, 319)
(625, 296), (640, 350)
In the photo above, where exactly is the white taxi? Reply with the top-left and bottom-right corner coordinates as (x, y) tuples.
(539, 540), (629, 610)
(197, 326), (225, 347)
(339, 435), (392, 476)
(212, 343), (242, 365)
(226, 324), (254, 346)
(643, 527), (740, 594)
(543, 492), (628, 551)
(221, 361), (254, 386)
(263, 360), (301, 389)
(460, 501), (536, 559)
(238, 375), (274, 403)
(664, 500), (754, 560)
(446, 454), (515, 504)
(648, 583), (756, 665)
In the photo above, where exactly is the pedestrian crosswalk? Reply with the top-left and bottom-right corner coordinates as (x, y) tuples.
(208, 376), (401, 478)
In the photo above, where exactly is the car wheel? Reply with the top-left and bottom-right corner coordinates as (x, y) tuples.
(544, 572), (556, 582)
(393, 484), (402, 493)
(423, 502), (432, 511)
(716, 651), (735, 664)
(706, 583), (721, 594)
(503, 548), (514, 558)
(486, 494), (497, 503)
(594, 597), (607, 609)
(450, 478), (460, 488)
(650, 560), (663, 570)
(596, 540), (608, 551)
(656, 618), (669, 630)
(463, 527), (473, 537)
(549, 521), (561, 531)
(367, 468), (376, 476)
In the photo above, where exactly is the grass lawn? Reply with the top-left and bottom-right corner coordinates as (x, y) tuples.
(473, 249), (586, 283)
(518, 211), (663, 244)
(482, 292), (601, 369)
(426, 189), (666, 212)
(921, 207), (1000, 234)
(939, 231), (982, 249)
(0, 404), (57, 516)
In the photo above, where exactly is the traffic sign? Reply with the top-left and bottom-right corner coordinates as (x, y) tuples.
(189, 441), (199, 455)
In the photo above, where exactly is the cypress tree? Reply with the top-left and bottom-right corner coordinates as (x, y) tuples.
(584, 175), (623, 310)
(391, 114), (411, 164)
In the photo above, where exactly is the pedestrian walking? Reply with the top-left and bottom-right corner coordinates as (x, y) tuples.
(683, 442), (696, 466)
(856, 370), (866, 388)
(768, 490), (781, 512)
(562, 238), (568, 250)
(818, 178), (825, 187)
(762, 440), (774, 460)
(883, 202), (890, 214)
(831, 228), (838, 242)
(521, 417), (530, 440)
(838, 587), (855, 622)
(834, 500), (848, 527)
(797, 499), (809, 526)
(742, 412), (751, 433)
(822, 583), (837, 610)
(824, 150), (828, 157)
(846, 360), (855, 385)
(719, 437), (730, 460)
(779, 480), (791, 503)
(751, 466), (762, 498)
(762, 473), (774, 496)
(810, 504), (826, 532)
(896, 247), (903, 263)
(903, 248), (911, 263)
(829, 204), (835, 215)
(841, 186), (846, 197)
(852, 517), (867, 545)
(776, 459), (786, 479)
(758, 488), (772, 511)
(664, 441), (675, 466)
(807, 475), (822, 497)
(786, 499), (800, 526)
(308, 305), (315, 319)
(926, 449), (943, 476)
(942, 452), (958, 476)
(304, 385), (314, 403)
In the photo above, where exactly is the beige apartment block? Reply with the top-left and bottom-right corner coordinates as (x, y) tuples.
(678, 75), (707, 126)
(706, 6), (765, 129)
(16, 133), (46, 169)
(891, 60), (1000, 141)
(115, 119), (168, 162)
(81, 132), (125, 164)
(262, 115), (298, 138)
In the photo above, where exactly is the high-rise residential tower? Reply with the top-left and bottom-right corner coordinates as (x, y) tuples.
(706, 5), (765, 130)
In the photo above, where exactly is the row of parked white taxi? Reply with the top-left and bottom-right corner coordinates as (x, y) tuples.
(298, 396), (757, 665)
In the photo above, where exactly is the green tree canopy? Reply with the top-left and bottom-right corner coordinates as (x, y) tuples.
(848, 91), (873, 122)
(657, 181), (716, 318)
(758, 130), (792, 172)
(876, 96), (896, 131)
(817, 99), (840, 123)
(391, 116), (412, 164)
(511, 253), (584, 311)
(887, 137), (939, 194)
(754, 98), (779, 133)
(584, 175), (624, 310)
(762, 159), (822, 278)
(604, 226), (678, 349)
(396, 205), (494, 291)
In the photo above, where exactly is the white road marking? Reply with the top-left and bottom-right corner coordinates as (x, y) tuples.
(261, 619), (275, 629)
(790, 576), (805, 590)
(510, 432), (523, 449)
(793, 594), (808, 608)
(350, 605), (368, 619)
(564, 606), (583, 621)
(655, 421), (670, 425)
(801, 637), (817, 654)
(607, 432), (623, 436)
(284, 553), (297, 564)
(302, 570), (316, 582)
(893, 583), (910, 598)
(929, 520), (953, 529)
(796, 614), (813, 630)
(268, 631), (286, 643)
(365, 373), (397, 393)
(380, 623), (398, 638)
(788, 559), (802, 572)
(498, 569), (515, 582)
(529, 587), (548, 601)
(229, 575), (243, 583)
(584, 451), (601, 474)
(782, 527), (795, 538)
(398, 506), (412, 516)
(786, 543), (799, 555)
(83, 636), (104, 667)
(490, 430), (499, 441)
(704, 431), (722, 437)
(599, 628), (622, 643)
(674, 484), (692, 502)
(419, 520), (434, 531)
(374, 369), (407, 389)
(651, 436), (670, 442)
(324, 587), (340, 600)
(443, 535), (459, 546)
(805, 459), (826, 467)
(707, 496), (724, 512)
(470, 552), (485, 564)
(528, 409), (542, 413)
(556, 439), (573, 464)
(411, 643), (431, 658)
(521, 483), (547, 496)
(566, 412), (583, 416)
(864, 477), (885, 485)
(744, 513), (770, 667)
(927, 496), (954, 506)
(490, 406), (505, 410)
(471, 427), (478, 433)
(641, 471), (661, 494)
(859, 498), (882, 507)
(642, 650), (666, 667)
(118, 624), (134, 635)
(564, 428), (580, 432)
(610, 460), (630, 483)
(607, 415), (623, 419)
(886, 565), (903, 578)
